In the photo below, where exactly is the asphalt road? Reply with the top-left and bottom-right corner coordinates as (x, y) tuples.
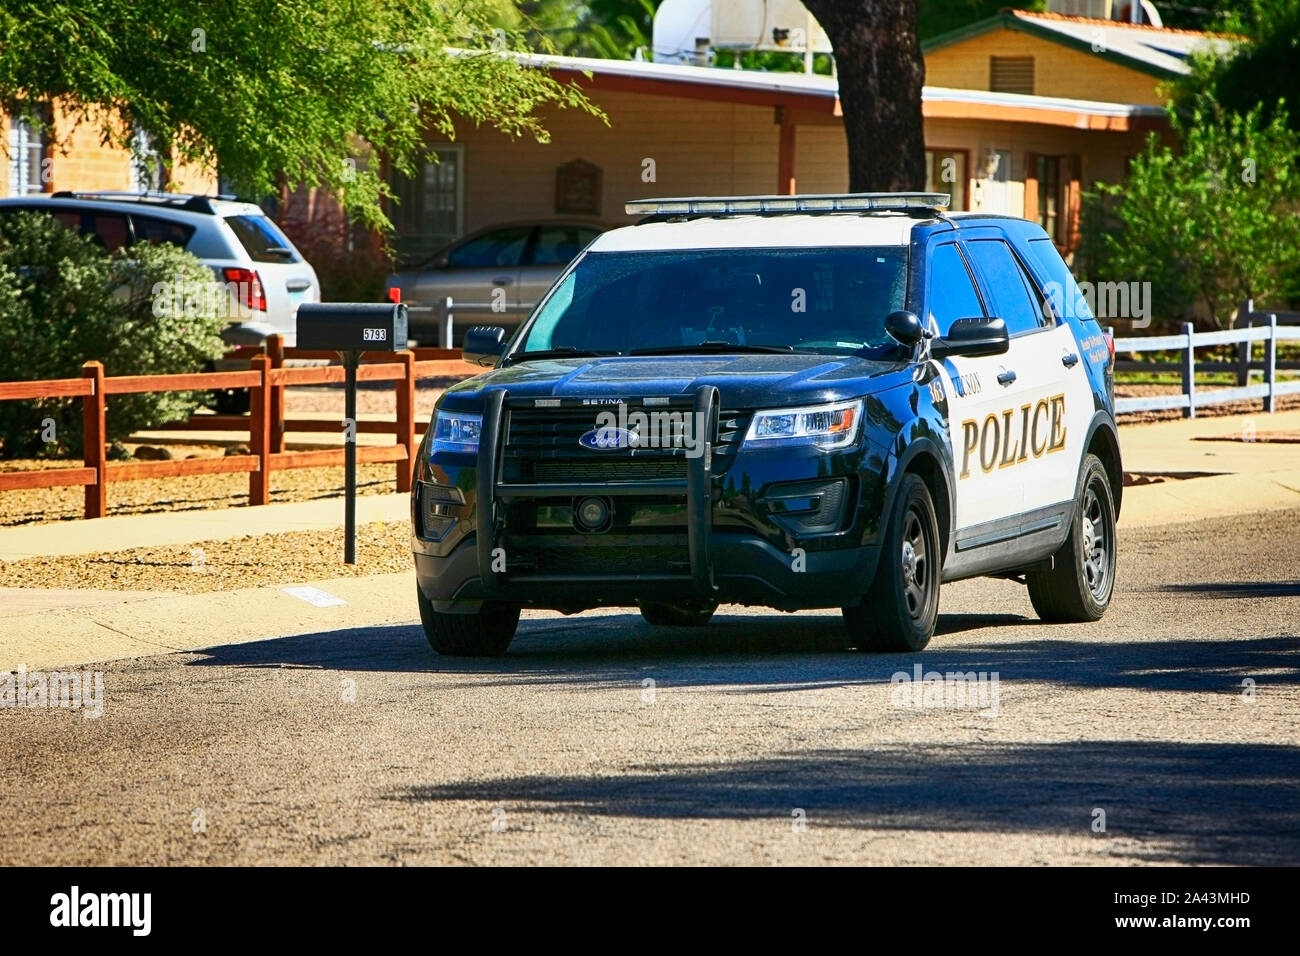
(3, 508), (1298, 866)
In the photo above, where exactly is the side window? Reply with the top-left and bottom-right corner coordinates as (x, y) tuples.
(1027, 237), (1095, 323)
(926, 241), (984, 335)
(83, 212), (130, 253)
(132, 214), (196, 248)
(965, 238), (1050, 335)
(530, 225), (600, 267)
(445, 226), (531, 269)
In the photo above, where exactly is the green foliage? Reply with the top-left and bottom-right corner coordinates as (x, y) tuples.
(0, 212), (227, 458)
(1173, 0), (1300, 134)
(0, 1), (600, 229)
(917, 0), (1042, 42)
(1080, 104), (1300, 329)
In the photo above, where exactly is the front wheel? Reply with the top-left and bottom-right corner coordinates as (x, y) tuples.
(1026, 453), (1117, 622)
(417, 586), (520, 656)
(844, 473), (941, 652)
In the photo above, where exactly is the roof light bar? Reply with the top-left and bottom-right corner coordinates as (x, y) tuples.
(625, 193), (951, 217)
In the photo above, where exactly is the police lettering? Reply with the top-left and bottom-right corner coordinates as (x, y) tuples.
(960, 393), (1066, 478)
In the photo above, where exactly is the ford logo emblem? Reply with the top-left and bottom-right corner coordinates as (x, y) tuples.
(579, 427), (639, 451)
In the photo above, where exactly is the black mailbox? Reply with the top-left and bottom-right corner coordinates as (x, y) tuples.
(296, 303), (408, 351)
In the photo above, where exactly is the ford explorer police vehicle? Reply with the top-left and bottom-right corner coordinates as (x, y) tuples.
(411, 193), (1121, 656)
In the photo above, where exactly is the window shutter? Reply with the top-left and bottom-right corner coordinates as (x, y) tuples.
(989, 56), (1035, 95)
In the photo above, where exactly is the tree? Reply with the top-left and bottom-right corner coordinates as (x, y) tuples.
(0, 1), (599, 228)
(801, 0), (926, 191)
(1174, 0), (1300, 135)
(1080, 104), (1300, 328)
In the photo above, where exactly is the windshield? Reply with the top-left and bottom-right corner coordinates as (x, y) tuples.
(518, 246), (909, 355)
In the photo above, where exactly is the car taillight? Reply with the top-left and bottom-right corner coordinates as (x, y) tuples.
(222, 267), (267, 315)
(1103, 329), (1116, 363)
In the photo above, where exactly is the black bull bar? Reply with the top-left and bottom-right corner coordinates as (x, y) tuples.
(475, 385), (721, 596)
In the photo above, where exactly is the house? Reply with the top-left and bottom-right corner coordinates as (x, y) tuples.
(4, 5), (1234, 274)
(372, 8), (1230, 267)
(2, 103), (215, 198)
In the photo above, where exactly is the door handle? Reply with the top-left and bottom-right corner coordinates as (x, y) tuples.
(997, 370), (1017, 386)
(1062, 353), (1079, 368)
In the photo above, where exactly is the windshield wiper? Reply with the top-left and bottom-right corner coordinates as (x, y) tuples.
(506, 347), (621, 364)
(627, 342), (794, 356)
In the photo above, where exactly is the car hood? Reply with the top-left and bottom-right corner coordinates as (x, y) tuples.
(441, 352), (914, 410)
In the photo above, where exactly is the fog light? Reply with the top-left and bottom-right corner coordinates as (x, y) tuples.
(574, 496), (612, 533)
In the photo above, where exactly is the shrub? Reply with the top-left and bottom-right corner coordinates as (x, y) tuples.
(0, 211), (227, 458)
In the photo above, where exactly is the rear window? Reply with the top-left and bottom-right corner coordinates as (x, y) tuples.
(132, 214), (195, 248)
(224, 214), (301, 263)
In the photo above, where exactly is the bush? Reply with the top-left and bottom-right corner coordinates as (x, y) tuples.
(0, 211), (227, 458)
(1079, 104), (1300, 330)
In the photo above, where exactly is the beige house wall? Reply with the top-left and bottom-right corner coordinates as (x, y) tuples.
(925, 28), (1168, 106)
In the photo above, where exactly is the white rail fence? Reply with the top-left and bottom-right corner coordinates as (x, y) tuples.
(1112, 301), (1300, 417)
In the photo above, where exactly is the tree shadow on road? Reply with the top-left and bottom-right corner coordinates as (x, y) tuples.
(387, 739), (1300, 865)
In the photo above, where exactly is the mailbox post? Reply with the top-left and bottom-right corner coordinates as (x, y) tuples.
(296, 303), (409, 564)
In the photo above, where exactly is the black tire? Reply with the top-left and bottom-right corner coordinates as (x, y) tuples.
(417, 586), (520, 656)
(638, 599), (717, 627)
(843, 473), (941, 652)
(1027, 453), (1117, 623)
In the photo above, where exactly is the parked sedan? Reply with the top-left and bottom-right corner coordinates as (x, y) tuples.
(384, 220), (606, 346)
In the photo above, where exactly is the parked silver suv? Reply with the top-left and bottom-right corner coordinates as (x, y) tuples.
(0, 191), (320, 346)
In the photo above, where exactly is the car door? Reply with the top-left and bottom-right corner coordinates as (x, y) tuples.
(517, 223), (602, 313)
(925, 239), (1025, 536)
(962, 234), (1076, 532)
(414, 224), (531, 340)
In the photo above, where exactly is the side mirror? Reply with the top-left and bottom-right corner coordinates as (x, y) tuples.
(463, 325), (507, 367)
(931, 317), (1009, 359)
(884, 310), (925, 347)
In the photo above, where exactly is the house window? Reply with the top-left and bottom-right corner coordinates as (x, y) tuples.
(386, 145), (464, 267)
(1036, 155), (1063, 243)
(990, 56), (1035, 95)
(128, 125), (164, 192)
(925, 149), (967, 210)
(7, 112), (47, 195)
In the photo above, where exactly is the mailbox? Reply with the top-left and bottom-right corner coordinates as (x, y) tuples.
(296, 303), (408, 351)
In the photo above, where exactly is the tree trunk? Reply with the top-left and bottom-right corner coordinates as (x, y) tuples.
(802, 0), (926, 192)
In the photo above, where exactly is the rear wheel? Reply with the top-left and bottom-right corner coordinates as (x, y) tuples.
(638, 599), (717, 627)
(1027, 453), (1116, 622)
(843, 473), (941, 652)
(417, 586), (520, 656)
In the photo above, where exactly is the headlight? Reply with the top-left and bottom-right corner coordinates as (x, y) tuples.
(744, 399), (862, 450)
(430, 410), (483, 456)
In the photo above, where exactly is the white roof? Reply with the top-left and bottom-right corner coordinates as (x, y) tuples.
(1013, 12), (1235, 76)
(505, 49), (1171, 116)
(589, 213), (919, 252)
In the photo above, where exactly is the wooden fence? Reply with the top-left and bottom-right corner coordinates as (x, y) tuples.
(0, 336), (479, 519)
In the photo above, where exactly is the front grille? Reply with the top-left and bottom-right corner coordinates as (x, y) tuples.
(500, 402), (749, 485)
(527, 459), (686, 482)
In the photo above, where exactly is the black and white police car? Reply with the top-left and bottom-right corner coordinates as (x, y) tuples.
(411, 193), (1121, 655)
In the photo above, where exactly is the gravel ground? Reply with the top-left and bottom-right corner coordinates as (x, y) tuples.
(0, 460), (399, 527)
(0, 522), (409, 591)
(1, 508), (1296, 866)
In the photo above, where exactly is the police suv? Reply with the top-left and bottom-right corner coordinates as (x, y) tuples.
(411, 193), (1121, 655)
